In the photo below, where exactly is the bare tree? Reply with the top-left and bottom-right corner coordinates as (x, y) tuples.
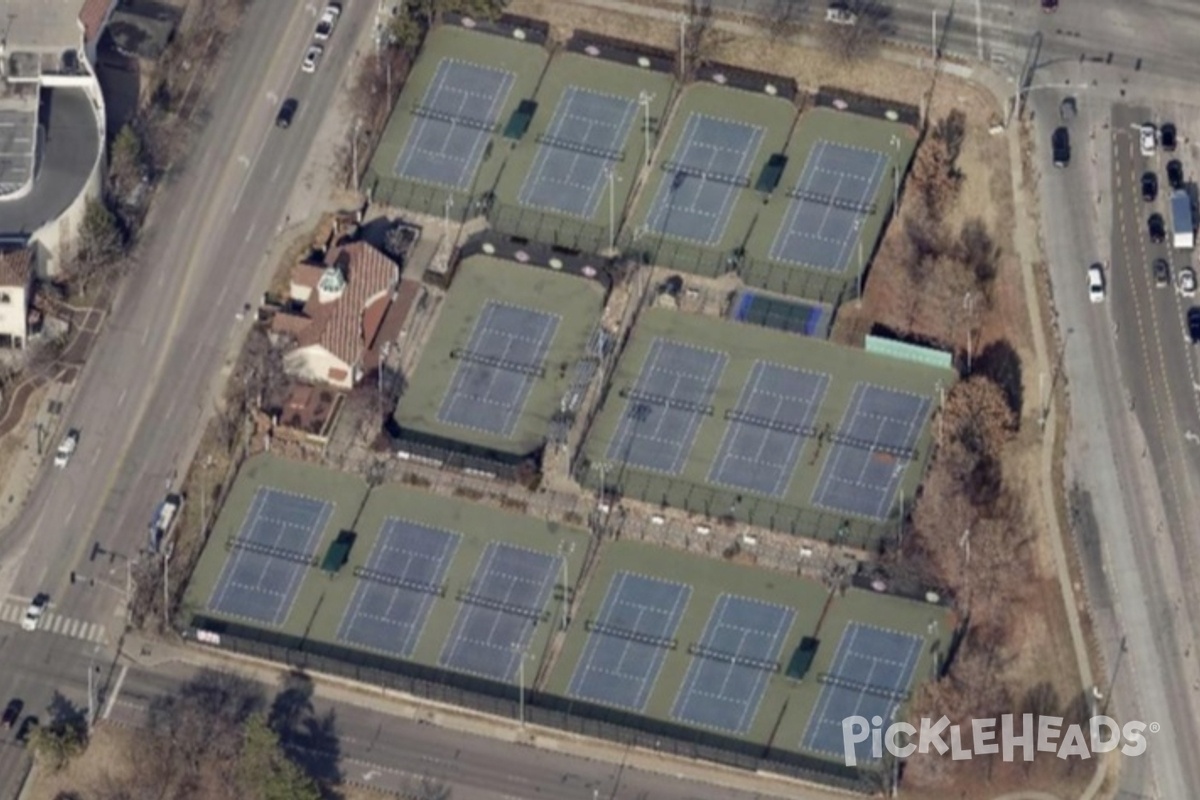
(681, 0), (734, 79)
(817, 0), (893, 63)
(761, 0), (806, 43)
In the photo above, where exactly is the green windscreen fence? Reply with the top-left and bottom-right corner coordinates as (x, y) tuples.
(864, 335), (954, 370)
(504, 99), (538, 140)
(321, 530), (356, 573)
(755, 153), (788, 193)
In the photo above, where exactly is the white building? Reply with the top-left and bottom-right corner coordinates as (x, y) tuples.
(0, 0), (108, 276)
(0, 247), (32, 348)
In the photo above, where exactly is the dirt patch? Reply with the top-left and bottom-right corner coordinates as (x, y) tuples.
(23, 725), (137, 800)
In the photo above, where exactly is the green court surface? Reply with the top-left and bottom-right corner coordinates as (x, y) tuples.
(183, 454), (367, 634)
(576, 308), (953, 548)
(393, 255), (606, 457)
(620, 83), (797, 275)
(186, 455), (589, 679)
(740, 107), (918, 303)
(544, 539), (950, 763)
(489, 52), (675, 253)
(365, 25), (547, 219)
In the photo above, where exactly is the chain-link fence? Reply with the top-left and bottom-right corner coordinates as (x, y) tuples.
(488, 200), (609, 254)
(185, 617), (886, 794)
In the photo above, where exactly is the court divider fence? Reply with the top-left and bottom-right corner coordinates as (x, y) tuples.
(185, 615), (887, 794)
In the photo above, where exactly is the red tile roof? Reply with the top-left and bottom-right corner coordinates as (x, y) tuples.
(290, 263), (326, 292)
(0, 248), (33, 287)
(363, 278), (421, 371)
(294, 241), (398, 370)
(79, 0), (115, 44)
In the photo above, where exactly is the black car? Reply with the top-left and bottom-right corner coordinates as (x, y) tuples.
(2, 699), (22, 729)
(1153, 259), (1170, 287)
(1188, 308), (1200, 343)
(1052, 127), (1070, 168)
(1142, 171), (1158, 202)
(15, 716), (37, 743)
(1162, 122), (1178, 152)
(1149, 213), (1166, 243)
(275, 98), (299, 129)
(1168, 159), (1184, 190)
(1041, 0), (1058, 11)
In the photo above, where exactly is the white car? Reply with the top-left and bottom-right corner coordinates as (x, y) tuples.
(1088, 264), (1105, 303)
(20, 595), (47, 631)
(301, 45), (323, 74)
(53, 429), (79, 468)
(1140, 123), (1157, 157)
(314, 4), (340, 41)
(1180, 267), (1197, 297)
(825, 4), (858, 24)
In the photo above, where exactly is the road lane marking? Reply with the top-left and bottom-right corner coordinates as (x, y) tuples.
(103, 664), (129, 720)
(53, 0), (324, 602)
(245, 222), (257, 243)
(116, 389), (127, 408)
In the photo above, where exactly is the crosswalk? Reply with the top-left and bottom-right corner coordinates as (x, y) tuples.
(0, 601), (108, 644)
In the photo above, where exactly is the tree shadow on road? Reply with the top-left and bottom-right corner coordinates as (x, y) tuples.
(269, 670), (344, 799)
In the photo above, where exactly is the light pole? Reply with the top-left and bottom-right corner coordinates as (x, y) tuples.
(930, 10), (938, 62)
(677, 14), (688, 80)
(351, 117), (362, 192)
(638, 91), (655, 167)
(606, 169), (619, 252)
(963, 291), (977, 373)
(557, 541), (573, 631)
(444, 195), (454, 231)
(86, 644), (100, 731)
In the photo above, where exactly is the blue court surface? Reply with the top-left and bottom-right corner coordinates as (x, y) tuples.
(729, 291), (831, 338)
(437, 301), (560, 438)
(439, 542), (561, 681)
(801, 622), (923, 760)
(518, 87), (636, 218)
(567, 572), (691, 711)
(645, 113), (763, 245)
(394, 58), (514, 190)
(769, 141), (887, 272)
(605, 338), (727, 475)
(812, 383), (931, 519)
(336, 518), (461, 658)
(208, 488), (331, 626)
(670, 594), (795, 734)
(709, 361), (830, 498)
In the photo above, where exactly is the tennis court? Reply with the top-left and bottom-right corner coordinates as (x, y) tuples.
(645, 113), (764, 245)
(335, 518), (461, 658)
(670, 594), (795, 734)
(812, 383), (932, 519)
(768, 141), (888, 273)
(394, 58), (515, 190)
(708, 362), (830, 498)
(605, 338), (728, 475)
(207, 488), (332, 626)
(436, 301), (561, 438)
(439, 542), (562, 681)
(801, 622), (923, 759)
(517, 86), (637, 218)
(567, 572), (691, 711)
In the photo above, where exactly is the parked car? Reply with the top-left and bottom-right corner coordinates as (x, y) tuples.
(275, 98), (298, 129)
(2, 699), (22, 729)
(20, 594), (47, 632)
(1179, 267), (1197, 297)
(1142, 171), (1158, 202)
(15, 716), (37, 743)
(825, 3), (858, 24)
(1088, 264), (1105, 303)
(1153, 259), (1170, 288)
(1141, 123), (1158, 157)
(1161, 122), (1178, 152)
(1052, 127), (1070, 168)
(1041, 0), (1058, 11)
(1167, 159), (1185, 190)
(1188, 308), (1200, 343)
(53, 429), (79, 468)
(1149, 213), (1166, 243)
(301, 45), (323, 74)
(314, 4), (341, 40)
(1059, 96), (1077, 121)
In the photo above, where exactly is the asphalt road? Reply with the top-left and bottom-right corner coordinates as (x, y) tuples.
(0, 642), (786, 800)
(1029, 82), (1200, 800)
(0, 1), (375, 797)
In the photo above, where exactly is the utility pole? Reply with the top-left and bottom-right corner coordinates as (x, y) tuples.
(606, 169), (618, 252)
(351, 118), (362, 192)
(86, 645), (98, 731)
(930, 10), (938, 62)
(638, 91), (655, 167)
(518, 655), (526, 726)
